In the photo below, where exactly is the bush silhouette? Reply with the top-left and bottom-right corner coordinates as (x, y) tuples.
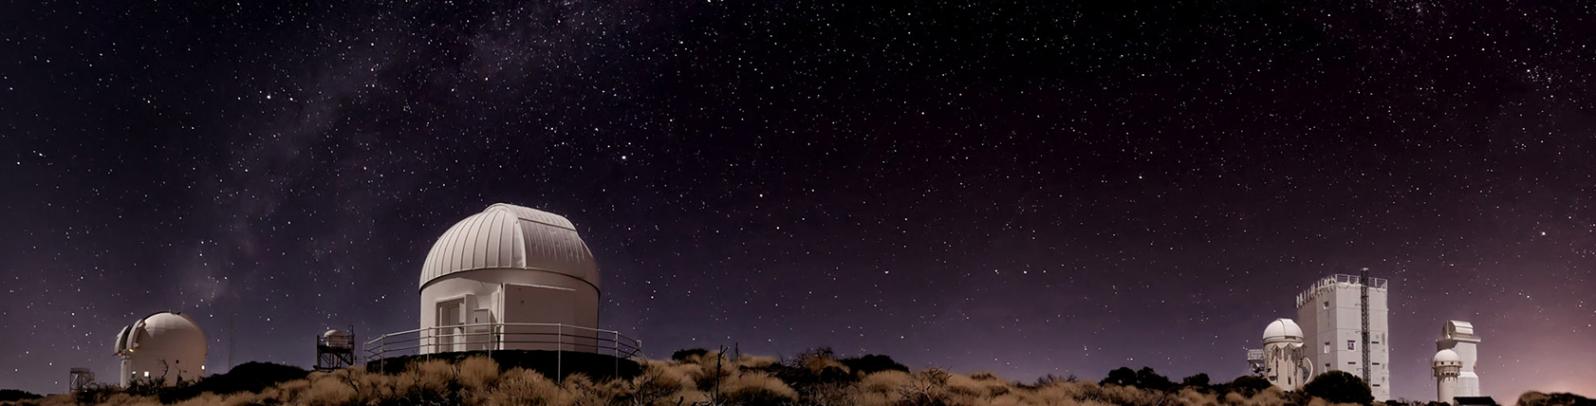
(672, 348), (710, 362)
(1099, 366), (1173, 391)
(1518, 391), (1596, 406)
(0, 389), (41, 402)
(1101, 367), (1138, 386)
(1134, 367), (1174, 391)
(1226, 374), (1274, 394)
(1303, 370), (1373, 404)
(1180, 372), (1210, 389)
(840, 354), (908, 374)
(159, 361), (309, 402)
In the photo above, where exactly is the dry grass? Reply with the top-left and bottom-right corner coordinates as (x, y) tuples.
(719, 371), (798, 403)
(16, 351), (1423, 406)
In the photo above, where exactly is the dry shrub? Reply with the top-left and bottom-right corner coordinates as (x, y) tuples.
(949, 371), (1011, 398)
(736, 354), (779, 369)
(562, 373), (628, 405)
(413, 359), (456, 394)
(945, 373), (985, 398)
(845, 391), (898, 406)
(719, 371), (798, 403)
(1175, 387), (1220, 406)
(304, 373), (357, 405)
(457, 356), (501, 391)
(488, 368), (563, 404)
(93, 393), (161, 406)
(1098, 383), (1170, 406)
(794, 349), (850, 376)
(1223, 387), (1290, 406)
(859, 370), (912, 393)
(629, 361), (693, 404)
(664, 389), (712, 405)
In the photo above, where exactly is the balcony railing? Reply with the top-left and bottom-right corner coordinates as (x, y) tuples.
(1295, 273), (1390, 308)
(364, 322), (643, 362)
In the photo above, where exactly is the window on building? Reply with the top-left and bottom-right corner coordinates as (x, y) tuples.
(1347, 340), (1355, 350)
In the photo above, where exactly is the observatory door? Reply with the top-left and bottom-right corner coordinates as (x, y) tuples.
(436, 298), (465, 353)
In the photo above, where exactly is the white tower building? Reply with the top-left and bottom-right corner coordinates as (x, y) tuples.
(1295, 273), (1390, 401)
(1433, 348), (1463, 403)
(113, 312), (207, 386)
(1434, 320), (1482, 402)
(1257, 318), (1313, 390)
(418, 203), (601, 354)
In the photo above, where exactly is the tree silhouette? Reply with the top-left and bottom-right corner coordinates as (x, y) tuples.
(1303, 370), (1373, 405)
(1100, 367), (1138, 387)
(1181, 373), (1211, 389)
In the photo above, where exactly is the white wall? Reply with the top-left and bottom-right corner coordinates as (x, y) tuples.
(419, 268), (599, 354)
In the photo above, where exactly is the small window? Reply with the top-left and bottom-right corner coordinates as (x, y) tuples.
(1348, 361), (1356, 365)
(1372, 384), (1382, 387)
(1347, 340), (1356, 350)
(1322, 301), (1330, 309)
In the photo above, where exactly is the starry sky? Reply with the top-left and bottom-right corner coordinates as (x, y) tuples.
(3, 0), (1594, 401)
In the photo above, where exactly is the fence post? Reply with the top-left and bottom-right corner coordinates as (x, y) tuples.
(557, 324), (564, 383)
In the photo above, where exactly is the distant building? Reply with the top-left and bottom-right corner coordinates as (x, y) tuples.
(1296, 273), (1390, 401)
(1248, 273), (1390, 401)
(113, 312), (206, 386)
(1253, 318), (1311, 390)
(1434, 320), (1483, 404)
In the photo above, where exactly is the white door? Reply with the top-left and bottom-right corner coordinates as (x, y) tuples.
(436, 298), (464, 352)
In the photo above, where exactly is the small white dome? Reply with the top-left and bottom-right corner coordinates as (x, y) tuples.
(1263, 318), (1303, 341)
(419, 203), (599, 290)
(321, 329), (354, 348)
(1433, 349), (1461, 364)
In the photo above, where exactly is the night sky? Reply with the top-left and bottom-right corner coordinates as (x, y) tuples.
(3, 0), (1595, 401)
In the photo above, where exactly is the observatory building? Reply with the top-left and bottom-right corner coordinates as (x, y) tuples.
(416, 203), (603, 353)
(1249, 318), (1311, 390)
(1296, 273), (1390, 400)
(113, 311), (207, 386)
(1433, 320), (1483, 404)
(1247, 273), (1390, 401)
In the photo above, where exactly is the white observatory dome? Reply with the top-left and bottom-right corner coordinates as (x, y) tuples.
(321, 329), (354, 349)
(417, 203), (602, 354)
(114, 312), (207, 386)
(1262, 318), (1303, 342)
(420, 203), (599, 289)
(1433, 348), (1462, 364)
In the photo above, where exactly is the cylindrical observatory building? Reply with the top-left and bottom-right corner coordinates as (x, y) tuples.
(418, 203), (601, 353)
(113, 311), (207, 386)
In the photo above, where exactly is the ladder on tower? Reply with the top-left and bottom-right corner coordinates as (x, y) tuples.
(1359, 267), (1371, 381)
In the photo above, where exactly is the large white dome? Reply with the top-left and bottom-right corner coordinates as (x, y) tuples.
(419, 203), (599, 289)
(114, 311), (207, 386)
(1262, 318), (1303, 342)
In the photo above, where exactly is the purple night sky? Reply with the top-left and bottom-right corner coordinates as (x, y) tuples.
(3, 1), (1594, 401)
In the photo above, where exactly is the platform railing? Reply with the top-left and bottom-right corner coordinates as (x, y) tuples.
(365, 322), (643, 363)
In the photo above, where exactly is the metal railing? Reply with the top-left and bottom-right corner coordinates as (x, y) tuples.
(365, 322), (643, 361)
(1295, 273), (1389, 307)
